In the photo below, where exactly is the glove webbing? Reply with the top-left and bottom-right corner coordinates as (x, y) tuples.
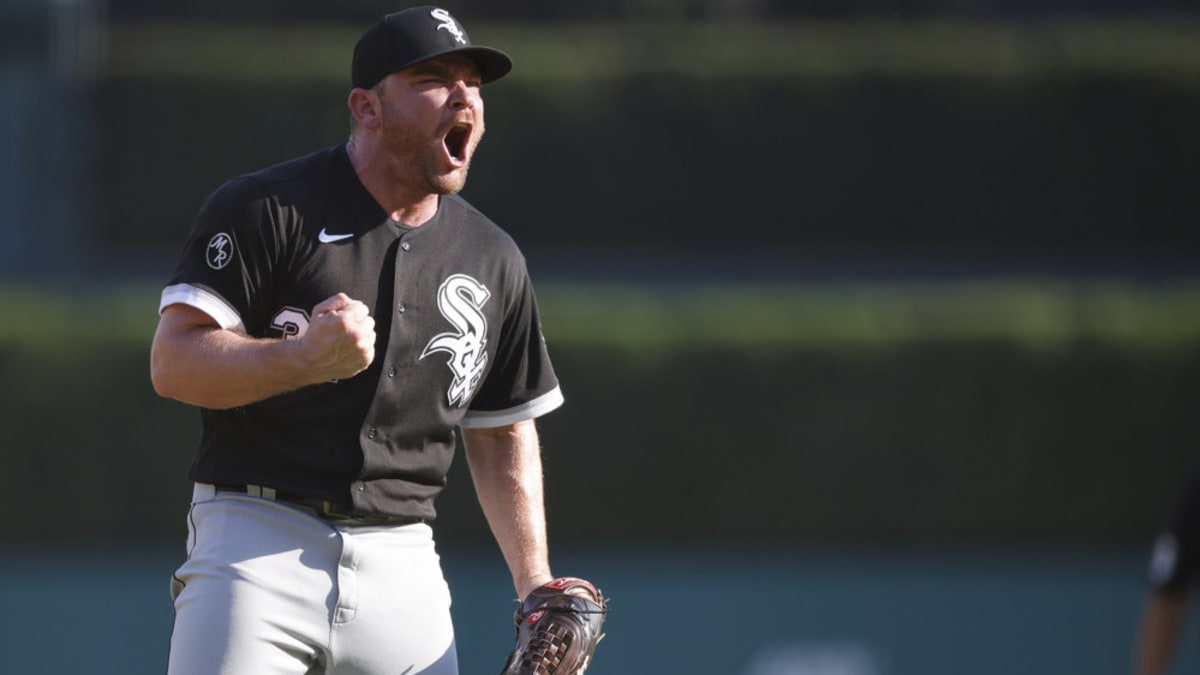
(516, 606), (606, 674)
(517, 622), (572, 673)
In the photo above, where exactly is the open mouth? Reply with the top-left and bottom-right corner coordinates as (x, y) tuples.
(443, 123), (472, 165)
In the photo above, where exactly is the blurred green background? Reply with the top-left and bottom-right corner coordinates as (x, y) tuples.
(1, 0), (1198, 672)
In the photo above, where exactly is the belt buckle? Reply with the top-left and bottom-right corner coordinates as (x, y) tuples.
(316, 500), (351, 520)
(311, 498), (420, 527)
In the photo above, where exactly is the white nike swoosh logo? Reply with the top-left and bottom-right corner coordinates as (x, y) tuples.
(318, 228), (354, 243)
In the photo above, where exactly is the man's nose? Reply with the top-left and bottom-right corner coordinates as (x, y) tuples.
(449, 82), (479, 110)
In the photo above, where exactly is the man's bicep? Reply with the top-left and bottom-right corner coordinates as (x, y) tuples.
(461, 420), (542, 478)
(151, 304), (234, 397)
(462, 419), (536, 447)
(161, 302), (223, 329)
(154, 303), (223, 354)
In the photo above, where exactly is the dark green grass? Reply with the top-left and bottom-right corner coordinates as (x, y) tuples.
(4, 280), (1198, 351)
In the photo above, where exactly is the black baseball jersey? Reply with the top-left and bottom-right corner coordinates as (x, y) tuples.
(1147, 469), (1200, 591)
(159, 143), (563, 520)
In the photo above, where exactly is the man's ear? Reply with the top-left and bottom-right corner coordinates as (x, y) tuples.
(348, 87), (382, 130)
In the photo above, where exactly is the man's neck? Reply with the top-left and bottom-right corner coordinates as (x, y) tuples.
(347, 138), (440, 227)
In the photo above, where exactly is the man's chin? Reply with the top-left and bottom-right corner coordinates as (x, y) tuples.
(429, 169), (469, 196)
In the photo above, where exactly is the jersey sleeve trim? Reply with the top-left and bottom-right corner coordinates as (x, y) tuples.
(159, 283), (245, 332)
(458, 386), (565, 429)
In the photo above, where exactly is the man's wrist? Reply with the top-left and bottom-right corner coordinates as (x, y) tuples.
(515, 572), (554, 600)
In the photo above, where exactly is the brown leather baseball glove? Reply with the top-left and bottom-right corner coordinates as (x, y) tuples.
(501, 577), (609, 675)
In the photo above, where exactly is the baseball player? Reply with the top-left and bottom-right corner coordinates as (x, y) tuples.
(150, 7), (604, 674)
(1132, 468), (1200, 675)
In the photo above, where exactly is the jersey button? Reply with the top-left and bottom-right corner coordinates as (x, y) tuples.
(400, 241), (411, 251)
(367, 427), (377, 440)
(388, 365), (397, 378)
(397, 302), (407, 314)
(357, 481), (365, 492)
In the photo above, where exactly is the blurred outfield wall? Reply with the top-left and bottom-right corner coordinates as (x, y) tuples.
(82, 18), (1200, 278)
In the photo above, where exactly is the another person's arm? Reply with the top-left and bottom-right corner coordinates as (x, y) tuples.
(1133, 588), (1189, 675)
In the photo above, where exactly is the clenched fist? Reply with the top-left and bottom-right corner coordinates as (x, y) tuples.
(297, 293), (376, 381)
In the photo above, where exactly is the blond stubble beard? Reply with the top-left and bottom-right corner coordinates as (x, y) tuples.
(378, 106), (484, 197)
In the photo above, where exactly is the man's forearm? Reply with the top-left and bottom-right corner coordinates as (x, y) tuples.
(151, 296), (376, 409)
(463, 420), (553, 599)
(151, 312), (313, 409)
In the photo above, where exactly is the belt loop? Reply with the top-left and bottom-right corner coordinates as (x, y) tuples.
(246, 485), (277, 500)
(193, 483), (217, 501)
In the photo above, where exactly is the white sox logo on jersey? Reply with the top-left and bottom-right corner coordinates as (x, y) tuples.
(421, 274), (491, 407)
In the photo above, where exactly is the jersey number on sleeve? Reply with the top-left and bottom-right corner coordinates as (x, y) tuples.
(271, 307), (311, 340)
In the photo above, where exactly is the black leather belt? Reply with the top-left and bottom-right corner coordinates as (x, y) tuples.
(214, 484), (424, 527)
